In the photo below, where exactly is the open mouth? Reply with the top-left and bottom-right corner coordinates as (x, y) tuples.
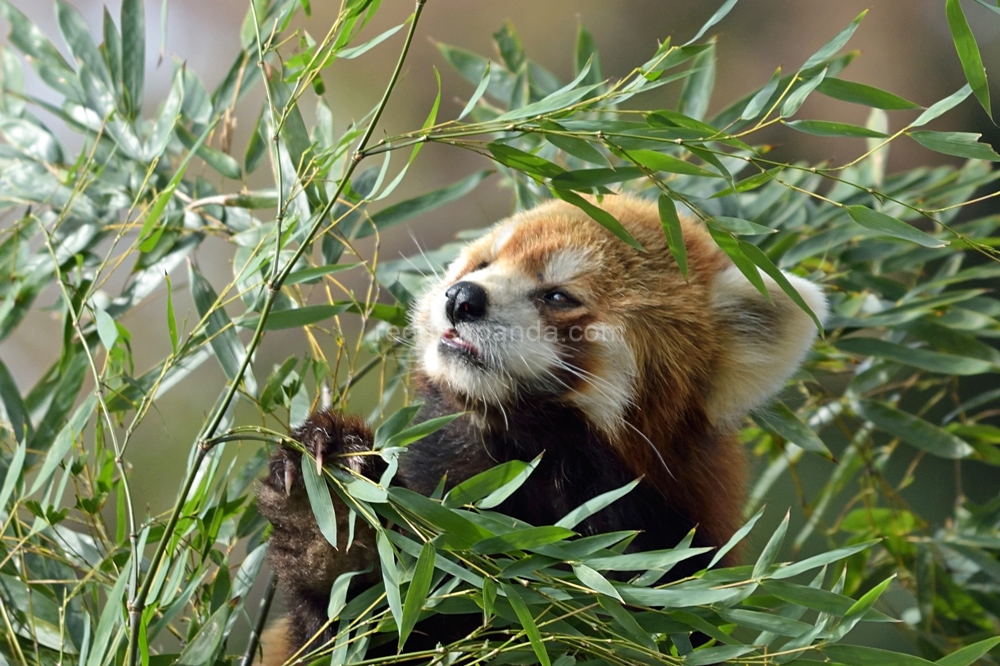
(440, 328), (481, 360)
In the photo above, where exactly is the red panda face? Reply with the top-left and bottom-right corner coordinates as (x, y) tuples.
(412, 196), (827, 439)
(413, 210), (635, 429)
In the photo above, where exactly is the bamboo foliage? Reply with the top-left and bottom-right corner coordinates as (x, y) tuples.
(0, 0), (998, 664)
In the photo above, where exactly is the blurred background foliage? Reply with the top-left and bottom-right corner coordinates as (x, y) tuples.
(0, 0), (999, 664)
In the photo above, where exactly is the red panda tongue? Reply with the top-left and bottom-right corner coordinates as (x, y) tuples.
(441, 328), (479, 356)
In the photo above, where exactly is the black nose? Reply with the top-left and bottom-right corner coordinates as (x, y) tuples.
(445, 281), (488, 325)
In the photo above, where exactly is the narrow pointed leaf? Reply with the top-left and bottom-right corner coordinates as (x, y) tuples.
(557, 479), (640, 529)
(909, 130), (1000, 161)
(398, 541), (435, 649)
(458, 61), (490, 120)
(741, 67), (780, 120)
(551, 189), (643, 250)
(362, 170), (492, 238)
(753, 401), (833, 459)
(502, 583), (550, 666)
(911, 84), (971, 127)
(946, 0), (990, 118)
(658, 193), (688, 277)
(936, 636), (1000, 666)
(120, 0), (144, 118)
(818, 77), (919, 110)
(802, 11), (866, 70)
(856, 399), (974, 459)
(846, 205), (945, 248)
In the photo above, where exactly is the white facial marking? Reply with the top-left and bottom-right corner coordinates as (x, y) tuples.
(545, 248), (589, 284)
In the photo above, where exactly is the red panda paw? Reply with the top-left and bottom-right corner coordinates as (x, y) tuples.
(263, 410), (377, 498)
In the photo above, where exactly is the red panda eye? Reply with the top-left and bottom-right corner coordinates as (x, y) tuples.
(543, 289), (580, 307)
(474, 261), (490, 271)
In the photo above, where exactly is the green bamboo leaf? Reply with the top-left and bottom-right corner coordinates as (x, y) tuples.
(936, 636), (1000, 666)
(85, 554), (133, 666)
(390, 487), (493, 547)
(384, 413), (464, 449)
(785, 119), (888, 138)
(752, 401), (833, 460)
(301, 452), (338, 548)
(838, 337), (994, 375)
(946, 0), (991, 118)
(374, 405), (422, 450)
(489, 142), (566, 179)
(911, 84), (971, 127)
(684, 0), (739, 45)
(802, 10), (866, 70)
(735, 239), (823, 329)
(817, 77), (920, 110)
(741, 67), (781, 120)
(138, 120), (218, 251)
(628, 148), (722, 178)
(145, 65), (184, 161)
(763, 580), (896, 620)
(686, 645), (756, 666)
(0, 358), (29, 444)
(541, 122), (606, 165)
(572, 563), (623, 601)
(0, 439), (25, 509)
(551, 188), (643, 250)
(245, 104), (267, 174)
(239, 304), (351, 331)
(284, 263), (360, 285)
(471, 526), (576, 554)
(502, 583), (550, 666)
(328, 569), (369, 619)
(55, 1), (111, 88)
(678, 41), (715, 121)
(0, 3), (75, 89)
(177, 599), (231, 665)
(458, 61), (490, 121)
(823, 645), (934, 666)
(338, 22), (404, 59)
(753, 510), (789, 578)
(781, 67), (827, 117)
(771, 540), (879, 579)
(362, 170), (492, 239)
(718, 608), (813, 637)
(189, 265), (257, 396)
(176, 124), (242, 180)
(120, 0), (144, 118)
(709, 505), (764, 568)
(102, 8), (121, 91)
(713, 216), (777, 235)
(585, 547), (712, 572)
(597, 595), (658, 651)
(94, 307), (118, 350)
(556, 479), (640, 530)
(377, 531), (403, 628)
(711, 167), (782, 198)
(908, 130), (1000, 161)
(575, 24), (602, 85)
(706, 226), (770, 302)
(846, 205), (945, 248)
(830, 575), (895, 640)
(495, 62), (601, 122)
(443, 457), (538, 509)
(856, 399), (974, 459)
(398, 541), (435, 649)
(550, 167), (645, 190)
(658, 193), (688, 278)
(477, 455), (541, 509)
(482, 577), (497, 620)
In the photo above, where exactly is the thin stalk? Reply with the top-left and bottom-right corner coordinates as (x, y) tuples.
(241, 572), (277, 666)
(124, 2), (429, 663)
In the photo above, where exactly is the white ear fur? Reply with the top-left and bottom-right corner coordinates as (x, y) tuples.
(706, 264), (828, 426)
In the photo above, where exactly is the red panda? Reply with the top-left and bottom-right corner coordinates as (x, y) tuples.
(255, 194), (827, 664)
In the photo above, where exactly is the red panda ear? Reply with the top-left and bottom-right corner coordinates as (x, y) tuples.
(705, 265), (828, 427)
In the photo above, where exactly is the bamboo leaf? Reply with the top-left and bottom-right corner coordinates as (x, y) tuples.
(471, 526), (576, 554)
(301, 451), (340, 548)
(753, 402), (833, 460)
(911, 84), (971, 127)
(550, 188), (644, 250)
(785, 119), (888, 138)
(817, 77), (920, 110)
(502, 583), (551, 666)
(802, 11), (866, 70)
(556, 479), (640, 530)
(398, 541), (435, 649)
(658, 193), (688, 277)
(572, 563), (623, 601)
(239, 304), (351, 331)
(846, 205), (945, 248)
(710, 506), (764, 568)
(908, 130), (1000, 161)
(458, 61), (490, 121)
(856, 399), (975, 459)
(771, 540), (879, 580)
(362, 170), (492, 239)
(189, 265), (257, 397)
(753, 510), (789, 578)
(741, 67), (781, 120)
(628, 148), (722, 178)
(946, 0), (991, 118)
(838, 337), (994, 376)
(936, 636), (1000, 666)
(120, 0), (144, 118)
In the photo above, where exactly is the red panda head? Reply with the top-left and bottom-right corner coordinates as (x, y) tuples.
(412, 195), (827, 444)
